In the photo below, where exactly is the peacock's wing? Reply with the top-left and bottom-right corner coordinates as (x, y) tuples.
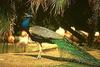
(29, 26), (63, 39)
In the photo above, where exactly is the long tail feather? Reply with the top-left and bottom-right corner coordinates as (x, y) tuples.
(51, 38), (100, 66)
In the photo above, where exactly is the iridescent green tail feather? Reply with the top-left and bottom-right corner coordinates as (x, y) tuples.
(51, 38), (100, 66)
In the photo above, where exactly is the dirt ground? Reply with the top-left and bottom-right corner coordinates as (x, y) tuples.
(0, 42), (100, 67)
(0, 48), (100, 67)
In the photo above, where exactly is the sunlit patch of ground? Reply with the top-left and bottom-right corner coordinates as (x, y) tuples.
(0, 53), (67, 67)
(0, 52), (91, 67)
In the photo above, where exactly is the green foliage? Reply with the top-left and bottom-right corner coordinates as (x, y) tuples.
(48, 0), (69, 15)
(0, 0), (16, 34)
(29, 0), (70, 15)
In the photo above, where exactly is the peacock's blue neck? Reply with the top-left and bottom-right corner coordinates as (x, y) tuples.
(21, 17), (30, 30)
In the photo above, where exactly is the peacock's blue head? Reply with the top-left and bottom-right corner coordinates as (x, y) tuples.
(24, 13), (33, 18)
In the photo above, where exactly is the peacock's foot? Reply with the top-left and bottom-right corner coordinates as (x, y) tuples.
(37, 54), (41, 59)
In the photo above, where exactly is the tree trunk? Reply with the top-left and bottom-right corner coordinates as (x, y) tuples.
(87, 0), (100, 47)
(87, 29), (95, 47)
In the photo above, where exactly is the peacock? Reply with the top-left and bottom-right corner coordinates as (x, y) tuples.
(20, 13), (100, 66)
(29, 26), (100, 66)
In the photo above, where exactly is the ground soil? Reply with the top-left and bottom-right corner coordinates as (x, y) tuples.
(0, 48), (100, 67)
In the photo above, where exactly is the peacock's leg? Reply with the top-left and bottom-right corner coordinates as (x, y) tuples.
(37, 42), (42, 59)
